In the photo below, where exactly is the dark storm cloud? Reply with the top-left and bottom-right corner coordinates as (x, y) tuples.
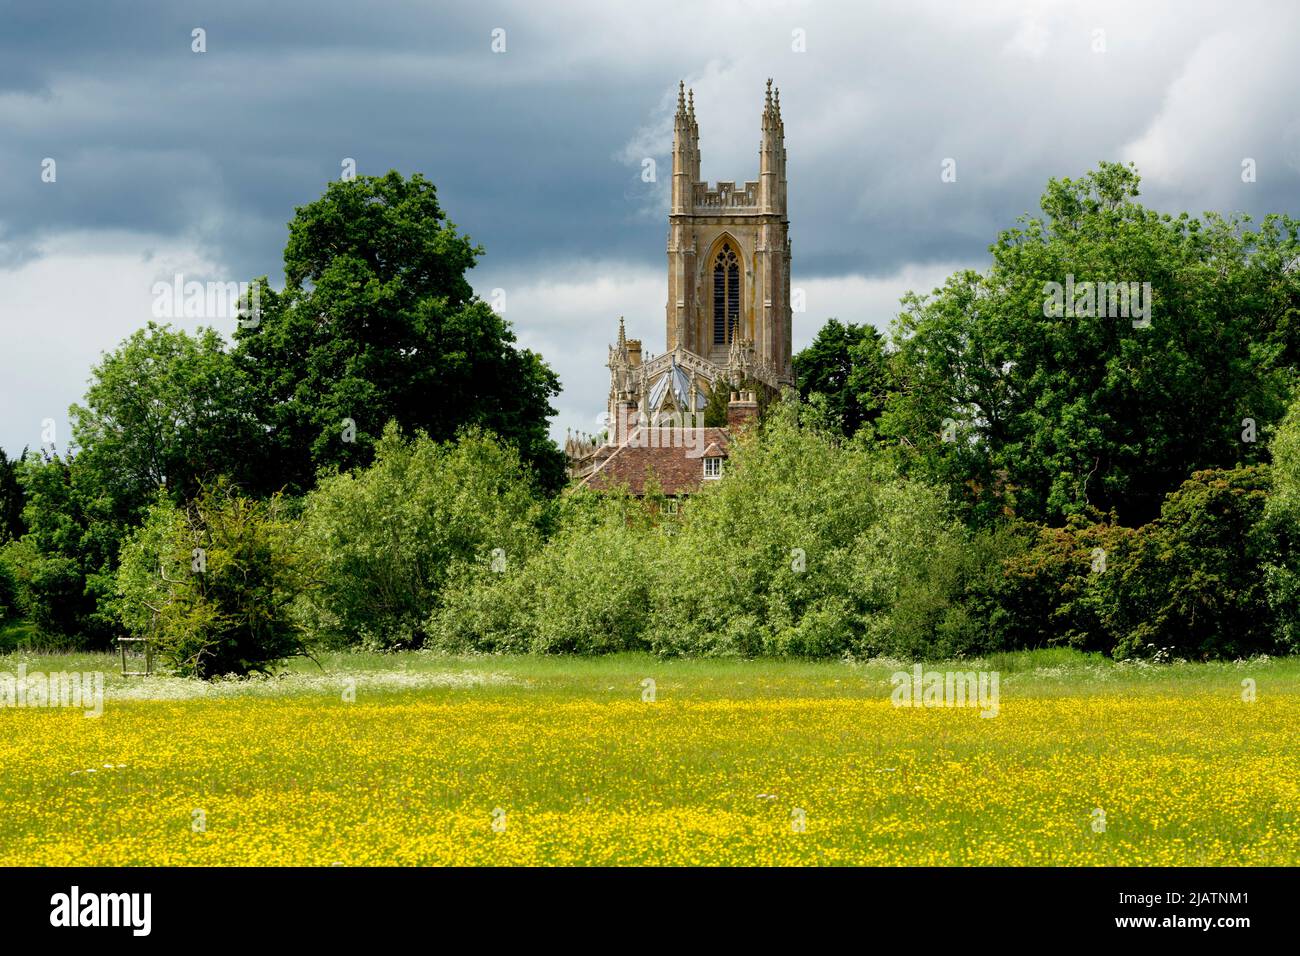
(4, 0), (1299, 281)
(0, 0), (677, 281)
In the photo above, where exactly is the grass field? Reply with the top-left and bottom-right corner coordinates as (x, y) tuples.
(1, 647), (1297, 865)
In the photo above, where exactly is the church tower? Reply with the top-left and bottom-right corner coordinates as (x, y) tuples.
(569, 80), (796, 480)
(666, 79), (792, 383)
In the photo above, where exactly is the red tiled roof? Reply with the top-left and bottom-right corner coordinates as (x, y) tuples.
(579, 427), (731, 495)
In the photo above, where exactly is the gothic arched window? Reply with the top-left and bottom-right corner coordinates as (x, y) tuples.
(712, 243), (740, 345)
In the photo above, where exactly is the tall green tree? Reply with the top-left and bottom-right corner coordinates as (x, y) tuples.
(792, 319), (890, 438)
(0, 447), (25, 544)
(3, 324), (261, 644)
(70, 322), (265, 516)
(2, 454), (118, 642)
(882, 162), (1300, 525)
(235, 171), (565, 494)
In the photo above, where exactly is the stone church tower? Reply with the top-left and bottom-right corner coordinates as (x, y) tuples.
(667, 78), (792, 378)
(567, 80), (793, 481)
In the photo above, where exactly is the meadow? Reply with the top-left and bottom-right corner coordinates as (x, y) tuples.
(1, 647), (1297, 866)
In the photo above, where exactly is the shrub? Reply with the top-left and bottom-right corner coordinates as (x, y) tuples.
(1263, 396), (1300, 653)
(645, 400), (887, 657)
(645, 398), (1006, 660)
(298, 423), (544, 649)
(116, 484), (307, 678)
(1102, 465), (1276, 660)
(421, 396), (1027, 662)
(869, 517), (1030, 659)
(993, 518), (1137, 653)
(428, 394), (1289, 663)
(0, 537), (93, 646)
(971, 465), (1285, 661)
(429, 489), (659, 653)
(0, 554), (17, 623)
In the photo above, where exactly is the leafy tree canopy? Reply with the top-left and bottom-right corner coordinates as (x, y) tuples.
(3, 454), (119, 641)
(881, 161), (1300, 525)
(0, 323), (263, 644)
(117, 481), (309, 679)
(70, 321), (263, 519)
(0, 447), (25, 544)
(792, 318), (890, 438)
(235, 170), (565, 493)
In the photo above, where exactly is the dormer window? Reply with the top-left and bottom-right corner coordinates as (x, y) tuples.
(703, 457), (722, 479)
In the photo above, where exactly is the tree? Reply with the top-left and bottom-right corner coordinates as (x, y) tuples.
(792, 319), (890, 438)
(235, 171), (565, 494)
(116, 483), (308, 679)
(1103, 465), (1276, 660)
(0, 447), (25, 544)
(298, 423), (545, 649)
(882, 162), (1300, 526)
(70, 322), (265, 516)
(0, 453), (118, 642)
(0, 324), (263, 645)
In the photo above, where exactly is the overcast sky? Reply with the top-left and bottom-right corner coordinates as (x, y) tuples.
(3, 0), (1299, 456)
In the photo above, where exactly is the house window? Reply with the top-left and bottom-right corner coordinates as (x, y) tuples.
(664, 499), (679, 515)
(703, 457), (722, 479)
(712, 243), (740, 345)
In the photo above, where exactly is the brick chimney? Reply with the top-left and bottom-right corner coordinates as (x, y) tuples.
(612, 398), (640, 445)
(727, 390), (759, 431)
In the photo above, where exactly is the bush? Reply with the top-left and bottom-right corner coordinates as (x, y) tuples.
(429, 489), (660, 653)
(1264, 396), (1300, 653)
(116, 484), (307, 678)
(0, 554), (18, 623)
(871, 518), (1030, 659)
(298, 423), (544, 649)
(993, 518), (1137, 653)
(0, 537), (93, 646)
(430, 397), (1026, 662)
(645, 400), (888, 657)
(1102, 465), (1276, 660)
(3, 454), (121, 645)
(417, 394), (1294, 663)
(645, 398), (1009, 659)
(953, 464), (1288, 661)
